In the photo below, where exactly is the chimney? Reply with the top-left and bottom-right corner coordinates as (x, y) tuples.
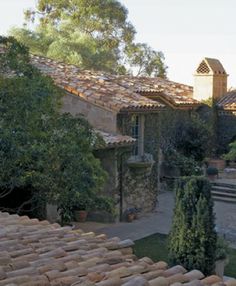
(193, 58), (228, 102)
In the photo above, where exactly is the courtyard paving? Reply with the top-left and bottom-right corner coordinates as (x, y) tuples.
(76, 187), (236, 247)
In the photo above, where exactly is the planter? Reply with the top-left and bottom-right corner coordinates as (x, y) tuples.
(215, 258), (228, 278)
(207, 174), (218, 181)
(208, 159), (226, 171)
(87, 211), (116, 223)
(126, 213), (135, 222)
(74, 210), (88, 222)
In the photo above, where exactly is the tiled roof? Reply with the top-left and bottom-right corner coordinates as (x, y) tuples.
(30, 55), (165, 112)
(30, 55), (200, 112)
(96, 130), (136, 148)
(217, 90), (236, 110)
(0, 211), (231, 286)
(113, 76), (199, 107)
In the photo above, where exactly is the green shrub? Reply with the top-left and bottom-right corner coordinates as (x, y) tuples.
(168, 176), (217, 275)
(215, 237), (229, 261)
(92, 196), (116, 216)
(223, 141), (236, 161)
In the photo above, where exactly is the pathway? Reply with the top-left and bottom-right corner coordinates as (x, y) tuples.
(76, 189), (236, 248)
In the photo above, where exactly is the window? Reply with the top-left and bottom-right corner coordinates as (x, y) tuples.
(131, 114), (145, 156)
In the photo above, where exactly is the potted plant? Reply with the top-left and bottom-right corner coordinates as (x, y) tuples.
(88, 196), (117, 223)
(206, 166), (219, 181)
(124, 207), (141, 222)
(73, 194), (92, 222)
(215, 237), (229, 278)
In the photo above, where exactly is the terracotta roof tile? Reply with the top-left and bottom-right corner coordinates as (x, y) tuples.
(0, 211), (227, 286)
(96, 130), (136, 148)
(217, 90), (236, 110)
(30, 55), (165, 112)
(30, 55), (201, 112)
(112, 76), (198, 107)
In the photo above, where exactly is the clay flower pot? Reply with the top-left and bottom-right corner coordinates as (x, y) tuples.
(127, 213), (135, 223)
(74, 210), (88, 222)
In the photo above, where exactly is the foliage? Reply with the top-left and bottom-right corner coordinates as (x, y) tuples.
(0, 36), (106, 223)
(223, 141), (236, 161)
(126, 43), (167, 77)
(164, 148), (202, 176)
(92, 196), (116, 216)
(158, 111), (212, 177)
(168, 176), (217, 275)
(215, 237), (229, 261)
(10, 0), (167, 76)
(206, 167), (218, 176)
(201, 97), (213, 107)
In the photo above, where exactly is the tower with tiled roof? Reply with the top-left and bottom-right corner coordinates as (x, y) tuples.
(193, 58), (228, 101)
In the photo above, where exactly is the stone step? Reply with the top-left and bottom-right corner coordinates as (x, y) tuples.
(212, 196), (236, 204)
(211, 185), (236, 194)
(211, 182), (236, 190)
(211, 190), (236, 198)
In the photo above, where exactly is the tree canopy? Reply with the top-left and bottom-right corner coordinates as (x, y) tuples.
(0, 36), (106, 222)
(10, 0), (167, 77)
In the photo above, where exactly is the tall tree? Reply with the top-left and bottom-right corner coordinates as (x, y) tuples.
(168, 176), (217, 275)
(10, 0), (167, 76)
(126, 43), (167, 77)
(0, 37), (106, 223)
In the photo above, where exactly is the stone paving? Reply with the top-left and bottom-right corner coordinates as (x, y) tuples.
(77, 189), (236, 248)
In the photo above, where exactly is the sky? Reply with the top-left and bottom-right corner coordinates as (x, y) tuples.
(0, 0), (236, 87)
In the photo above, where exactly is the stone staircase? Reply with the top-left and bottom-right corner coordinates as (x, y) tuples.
(211, 181), (236, 203)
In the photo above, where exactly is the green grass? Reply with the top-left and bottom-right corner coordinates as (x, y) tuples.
(133, 233), (236, 278)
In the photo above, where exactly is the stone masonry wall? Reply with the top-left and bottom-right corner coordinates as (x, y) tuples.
(122, 165), (156, 213)
(62, 93), (117, 133)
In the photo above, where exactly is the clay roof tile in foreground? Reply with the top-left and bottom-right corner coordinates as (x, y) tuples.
(0, 211), (231, 286)
(217, 90), (236, 110)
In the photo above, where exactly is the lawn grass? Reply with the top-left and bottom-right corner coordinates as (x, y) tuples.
(133, 233), (236, 278)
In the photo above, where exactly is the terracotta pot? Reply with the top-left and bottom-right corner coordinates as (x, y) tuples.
(127, 213), (135, 223)
(74, 210), (88, 222)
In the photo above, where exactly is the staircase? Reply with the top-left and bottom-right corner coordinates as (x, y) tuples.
(211, 181), (236, 203)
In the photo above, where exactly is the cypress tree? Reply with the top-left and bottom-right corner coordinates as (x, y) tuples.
(168, 176), (217, 275)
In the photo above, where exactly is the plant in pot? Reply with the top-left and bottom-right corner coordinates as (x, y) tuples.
(215, 237), (229, 278)
(91, 196), (117, 222)
(206, 166), (219, 181)
(73, 194), (93, 222)
(124, 207), (140, 222)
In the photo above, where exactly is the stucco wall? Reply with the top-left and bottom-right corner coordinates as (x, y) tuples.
(194, 75), (227, 101)
(61, 93), (117, 133)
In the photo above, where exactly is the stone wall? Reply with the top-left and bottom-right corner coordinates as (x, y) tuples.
(122, 164), (156, 213)
(62, 93), (117, 133)
(117, 112), (161, 214)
